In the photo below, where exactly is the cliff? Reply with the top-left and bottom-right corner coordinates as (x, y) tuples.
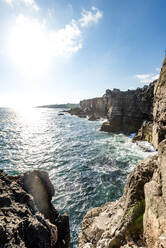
(78, 57), (166, 248)
(0, 170), (70, 248)
(70, 82), (155, 135)
(152, 56), (166, 149)
(80, 97), (108, 120)
(103, 84), (154, 134)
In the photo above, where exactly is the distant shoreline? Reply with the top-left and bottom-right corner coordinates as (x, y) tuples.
(36, 103), (80, 109)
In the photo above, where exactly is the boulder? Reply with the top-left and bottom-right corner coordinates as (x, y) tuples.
(0, 170), (70, 248)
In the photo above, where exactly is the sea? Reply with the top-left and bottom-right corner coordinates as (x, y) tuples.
(0, 107), (156, 247)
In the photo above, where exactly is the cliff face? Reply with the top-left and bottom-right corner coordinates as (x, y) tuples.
(0, 170), (70, 248)
(105, 84), (154, 134)
(77, 83), (155, 135)
(78, 57), (166, 248)
(80, 97), (108, 119)
(153, 56), (166, 149)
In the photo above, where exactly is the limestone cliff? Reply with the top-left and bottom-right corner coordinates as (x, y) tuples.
(104, 84), (154, 134)
(78, 57), (166, 248)
(71, 83), (155, 135)
(152, 56), (166, 149)
(80, 97), (108, 120)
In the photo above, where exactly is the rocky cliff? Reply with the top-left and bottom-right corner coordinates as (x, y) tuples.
(80, 97), (108, 120)
(104, 84), (154, 134)
(71, 82), (155, 135)
(152, 56), (166, 149)
(0, 170), (70, 248)
(78, 57), (166, 248)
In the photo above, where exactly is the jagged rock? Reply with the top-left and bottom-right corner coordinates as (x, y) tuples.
(100, 122), (113, 132)
(79, 156), (158, 248)
(67, 108), (87, 118)
(80, 97), (108, 120)
(153, 56), (166, 149)
(106, 82), (155, 135)
(0, 170), (70, 248)
(88, 114), (99, 121)
(144, 139), (166, 248)
(132, 121), (153, 143)
(73, 82), (155, 135)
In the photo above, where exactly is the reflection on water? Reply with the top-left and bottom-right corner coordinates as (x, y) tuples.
(0, 107), (156, 247)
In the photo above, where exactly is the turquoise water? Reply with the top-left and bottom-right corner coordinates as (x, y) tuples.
(0, 108), (156, 247)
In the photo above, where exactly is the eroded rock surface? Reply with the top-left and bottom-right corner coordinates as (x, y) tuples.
(79, 156), (158, 248)
(70, 83), (155, 134)
(105, 84), (155, 135)
(0, 170), (70, 248)
(132, 121), (153, 143)
(153, 56), (166, 149)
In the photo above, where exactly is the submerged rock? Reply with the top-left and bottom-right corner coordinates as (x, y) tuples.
(0, 170), (70, 248)
(67, 108), (87, 118)
(100, 122), (113, 132)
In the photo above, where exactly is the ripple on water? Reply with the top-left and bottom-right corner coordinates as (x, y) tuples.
(0, 108), (156, 247)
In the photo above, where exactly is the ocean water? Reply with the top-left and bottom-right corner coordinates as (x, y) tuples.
(0, 107), (156, 247)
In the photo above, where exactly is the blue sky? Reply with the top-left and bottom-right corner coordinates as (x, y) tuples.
(0, 0), (165, 107)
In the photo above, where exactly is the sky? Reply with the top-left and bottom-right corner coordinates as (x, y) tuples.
(0, 0), (166, 107)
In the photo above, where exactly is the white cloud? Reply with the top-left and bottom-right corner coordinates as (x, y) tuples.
(4, 0), (39, 11)
(136, 73), (159, 83)
(79, 6), (103, 27)
(49, 20), (82, 57)
(6, 6), (103, 76)
(7, 6), (102, 60)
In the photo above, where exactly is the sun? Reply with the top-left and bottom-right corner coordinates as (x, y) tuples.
(8, 15), (51, 76)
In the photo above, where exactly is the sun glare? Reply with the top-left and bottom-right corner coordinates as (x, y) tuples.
(8, 15), (51, 75)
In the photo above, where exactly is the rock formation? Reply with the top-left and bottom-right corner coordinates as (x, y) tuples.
(70, 82), (155, 135)
(80, 97), (108, 120)
(132, 121), (153, 143)
(152, 56), (166, 149)
(78, 57), (166, 248)
(0, 170), (70, 248)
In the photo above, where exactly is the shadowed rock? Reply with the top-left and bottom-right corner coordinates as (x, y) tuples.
(70, 83), (155, 134)
(22, 170), (55, 220)
(0, 170), (70, 248)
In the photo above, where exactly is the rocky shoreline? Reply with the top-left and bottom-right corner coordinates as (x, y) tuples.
(68, 81), (155, 136)
(1, 56), (166, 248)
(77, 57), (166, 248)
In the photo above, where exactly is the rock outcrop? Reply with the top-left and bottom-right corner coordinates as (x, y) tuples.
(80, 97), (108, 120)
(132, 121), (153, 143)
(70, 82), (155, 134)
(79, 57), (166, 248)
(79, 155), (158, 248)
(0, 170), (70, 248)
(105, 84), (155, 135)
(152, 56), (166, 149)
